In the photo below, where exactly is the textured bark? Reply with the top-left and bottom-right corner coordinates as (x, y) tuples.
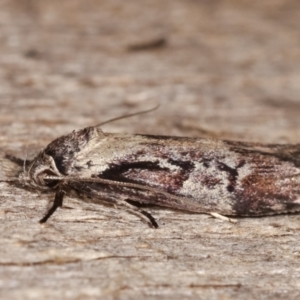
(1, 1), (300, 299)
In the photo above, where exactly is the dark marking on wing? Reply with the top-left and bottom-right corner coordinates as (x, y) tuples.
(216, 162), (238, 192)
(167, 158), (195, 172)
(74, 166), (83, 171)
(101, 161), (167, 181)
(87, 160), (94, 168)
(216, 160), (245, 192)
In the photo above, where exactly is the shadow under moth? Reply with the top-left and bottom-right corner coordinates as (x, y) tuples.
(3, 108), (300, 228)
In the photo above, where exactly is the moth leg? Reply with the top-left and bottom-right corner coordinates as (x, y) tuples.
(210, 212), (237, 224)
(39, 189), (65, 223)
(115, 200), (158, 228)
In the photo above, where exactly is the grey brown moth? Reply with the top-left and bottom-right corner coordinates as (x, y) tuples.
(4, 109), (300, 228)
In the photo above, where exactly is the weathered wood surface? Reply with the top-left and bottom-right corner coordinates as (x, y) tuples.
(1, 1), (300, 299)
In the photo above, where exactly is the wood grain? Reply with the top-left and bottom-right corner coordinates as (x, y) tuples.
(1, 1), (300, 299)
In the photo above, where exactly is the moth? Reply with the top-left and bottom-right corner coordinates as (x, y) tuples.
(3, 108), (300, 228)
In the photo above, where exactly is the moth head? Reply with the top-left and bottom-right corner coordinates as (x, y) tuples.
(18, 151), (62, 189)
(41, 126), (104, 175)
(2, 126), (104, 188)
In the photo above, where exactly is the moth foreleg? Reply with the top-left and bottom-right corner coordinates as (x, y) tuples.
(140, 210), (159, 229)
(39, 189), (65, 223)
(115, 200), (158, 228)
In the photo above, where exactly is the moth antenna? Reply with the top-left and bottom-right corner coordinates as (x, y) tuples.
(95, 104), (160, 127)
